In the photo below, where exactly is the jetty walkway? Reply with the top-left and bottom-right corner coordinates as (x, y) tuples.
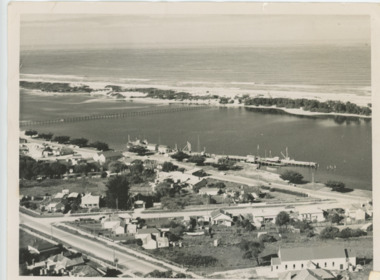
(20, 105), (210, 127)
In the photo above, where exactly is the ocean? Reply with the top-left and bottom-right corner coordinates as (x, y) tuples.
(20, 45), (370, 89)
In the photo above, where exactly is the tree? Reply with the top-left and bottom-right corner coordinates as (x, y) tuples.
(108, 161), (127, 173)
(69, 138), (89, 147)
(241, 193), (254, 203)
(25, 130), (38, 136)
(188, 155), (206, 166)
(215, 182), (226, 189)
(280, 170), (304, 184)
(129, 161), (144, 175)
(237, 219), (256, 232)
(49, 162), (67, 177)
(161, 195), (187, 210)
(238, 240), (264, 265)
(291, 220), (313, 233)
(259, 234), (277, 243)
(162, 162), (178, 172)
(327, 213), (343, 224)
(37, 132), (54, 140)
(90, 141), (109, 151)
(128, 145), (148, 156)
(276, 211), (290, 229)
(53, 135), (70, 144)
(171, 151), (190, 162)
(320, 226), (340, 239)
(155, 182), (173, 198)
(325, 181), (346, 192)
(105, 175), (132, 210)
(145, 270), (174, 278)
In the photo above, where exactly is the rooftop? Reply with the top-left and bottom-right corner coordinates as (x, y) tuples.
(137, 228), (161, 234)
(279, 246), (350, 262)
(292, 269), (336, 280)
(98, 150), (123, 158)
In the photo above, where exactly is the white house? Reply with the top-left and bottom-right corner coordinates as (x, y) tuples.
(157, 145), (170, 154)
(46, 202), (65, 213)
(101, 213), (131, 235)
(135, 228), (162, 240)
(210, 209), (233, 227)
(146, 143), (157, 152)
(271, 246), (356, 273)
(118, 213), (133, 224)
(346, 204), (366, 221)
(54, 192), (66, 199)
(127, 223), (137, 234)
(199, 188), (219, 196)
(68, 192), (79, 199)
(297, 208), (325, 222)
(252, 208), (287, 227)
(93, 151), (123, 164)
(81, 193), (100, 209)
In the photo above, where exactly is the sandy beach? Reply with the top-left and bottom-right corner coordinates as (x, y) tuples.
(20, 74), (372, 118)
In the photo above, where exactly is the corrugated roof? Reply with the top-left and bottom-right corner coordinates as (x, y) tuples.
(280, 246), (348, 262)
(292, 269), (321, 280)
(292, 269), (335, 280)
(137, 228), (161, 234)
(271, 257), (281, 265)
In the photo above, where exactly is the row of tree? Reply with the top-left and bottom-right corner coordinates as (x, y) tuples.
(244, 97), (372, 116)
(320, 226), (367, 239)
(20, 81), (93, 93)
(19, 155), (101, 180)
(24, 129), (110, 151)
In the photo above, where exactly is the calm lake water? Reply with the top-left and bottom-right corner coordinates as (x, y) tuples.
(21, 93), (372, 191)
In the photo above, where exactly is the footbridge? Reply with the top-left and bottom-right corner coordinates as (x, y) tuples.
(20, 105), (210, 127)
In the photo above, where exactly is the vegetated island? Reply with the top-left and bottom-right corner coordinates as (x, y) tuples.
(20, 80), (372, 117)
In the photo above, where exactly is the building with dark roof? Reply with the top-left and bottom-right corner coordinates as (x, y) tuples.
(271, 246), (356, 273)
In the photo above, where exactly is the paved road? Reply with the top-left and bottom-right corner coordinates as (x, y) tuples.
(20, 213), (166, 275)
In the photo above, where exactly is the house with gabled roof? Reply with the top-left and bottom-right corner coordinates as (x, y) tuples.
(80, 193), (100, 209)
(210, 209), (233, 227)
(135, 227), (162, 240)
(271, 246), (356, 273)
(93, 151), (123, 164)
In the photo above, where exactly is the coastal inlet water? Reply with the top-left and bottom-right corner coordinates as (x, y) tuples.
(21, 93), (372, 191)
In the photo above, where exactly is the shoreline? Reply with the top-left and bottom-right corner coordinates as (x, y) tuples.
(21, 87), (372, 119)
(19, 74), (371, 106)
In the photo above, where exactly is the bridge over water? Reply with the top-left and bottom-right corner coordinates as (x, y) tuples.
(20, 105), (211, 127)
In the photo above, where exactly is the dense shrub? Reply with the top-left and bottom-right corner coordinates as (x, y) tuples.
(280, 170), (304, 184)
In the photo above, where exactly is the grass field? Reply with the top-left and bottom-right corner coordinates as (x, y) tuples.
(20, 178), (107, 197)
(19, 228), (55, 249)
(136, 223), (373, 275)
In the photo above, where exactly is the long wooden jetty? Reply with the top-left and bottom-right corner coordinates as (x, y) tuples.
(20, 105), (210, 127)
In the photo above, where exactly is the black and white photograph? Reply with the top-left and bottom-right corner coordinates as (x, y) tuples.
(7, 3), (380, 280)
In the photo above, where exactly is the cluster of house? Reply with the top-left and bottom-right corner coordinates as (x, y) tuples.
(155, 168), (208, 191)
(344, 202), (373, 223)
(82, 212), (170, 250)
(34, 190), (100, 213)
(19, 139), (76, 160)
(24, 239), (105, 277)
(271, 245), (358, 277)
